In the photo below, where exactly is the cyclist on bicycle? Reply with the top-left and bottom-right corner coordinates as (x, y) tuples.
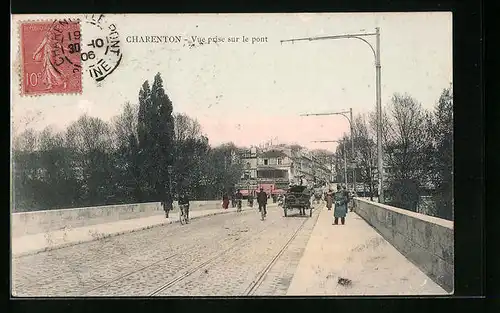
(178, 191), (190, 222)
(234, 189), (243, 209)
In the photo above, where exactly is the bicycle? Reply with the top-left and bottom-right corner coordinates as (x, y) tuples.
(179, 204), (189, 225)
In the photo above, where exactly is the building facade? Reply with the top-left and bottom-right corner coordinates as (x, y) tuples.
(235, 145), (333, 194)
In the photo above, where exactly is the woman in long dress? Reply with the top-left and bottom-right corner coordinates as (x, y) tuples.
(222, 194), (229, 209)
(325, 189), (333, 211)
(32, 22), (68, 90)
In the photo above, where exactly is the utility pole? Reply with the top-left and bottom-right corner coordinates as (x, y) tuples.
(375, 27), (384, 203)
(302, 109), (355, 192)
(350, 108), (356, 195)
(343, 146), (348, 187)
(282, 27), (384, 203)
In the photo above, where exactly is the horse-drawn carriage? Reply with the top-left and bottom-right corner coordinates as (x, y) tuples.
(283, 185), (313, 217)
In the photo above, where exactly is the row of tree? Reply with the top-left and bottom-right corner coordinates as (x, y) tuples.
(12, 73), (244, 212)
(333, 87), (453, 220)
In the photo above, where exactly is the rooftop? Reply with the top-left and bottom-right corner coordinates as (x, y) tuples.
(260, 149), (288, 159)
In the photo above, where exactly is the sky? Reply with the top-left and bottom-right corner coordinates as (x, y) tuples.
(11, 13), (452, 152)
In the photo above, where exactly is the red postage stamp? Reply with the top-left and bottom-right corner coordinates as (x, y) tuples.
(20, 20), (82, 96)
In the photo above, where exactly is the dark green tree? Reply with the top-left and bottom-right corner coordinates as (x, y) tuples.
(430, 87), (453, 220)
(151, 73), (175, 201)
(136, 73), (176, 202)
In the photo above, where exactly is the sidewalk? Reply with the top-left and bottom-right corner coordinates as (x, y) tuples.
(286, 207), (449, 296)
(12, 206), (253, 257)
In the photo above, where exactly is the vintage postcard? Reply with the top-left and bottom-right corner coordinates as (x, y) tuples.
(11, 13), (453, 297)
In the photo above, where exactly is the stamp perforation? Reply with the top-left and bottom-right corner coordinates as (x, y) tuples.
(16, 18), (84, 98)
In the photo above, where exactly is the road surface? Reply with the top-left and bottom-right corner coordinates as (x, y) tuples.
(12, 204), (319, 297)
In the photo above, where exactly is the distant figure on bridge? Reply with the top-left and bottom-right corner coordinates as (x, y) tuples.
(161, 192), (173, 218)
(178, 191), (190, 221)
(247, 193), (254, 207)
(257, 187), (268, 216)
(234, 189), (243, 210)
(235, 189), (243, 200)
(325, 189), (333, 211)
(222, 193), (229, 209)
(333, 186), (348, 225)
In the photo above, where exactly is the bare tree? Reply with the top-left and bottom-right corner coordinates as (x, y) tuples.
(12, 128), (40, 211)
(65, 115), (114, 205)
(383, 93), (432, 210)
(112, 102), (139, 150)
(353, 114), (377, 199)
(110, 102), (141, 201)
(174, 113), (203, 142)
(13, 128), (38, 152)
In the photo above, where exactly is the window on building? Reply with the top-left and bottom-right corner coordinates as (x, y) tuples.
(264, 159), (268, 165)
(277, 158), (282, 165)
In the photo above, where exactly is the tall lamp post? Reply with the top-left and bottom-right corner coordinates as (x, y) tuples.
(167, 165), (173, 199)
(282, 27), (384, 202)
(302, 108), (356, 193)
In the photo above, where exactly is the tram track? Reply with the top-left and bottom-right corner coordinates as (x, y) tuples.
(14, 204), (317, 297)
(72, 210), (275, 296)
(243, 208), (320, 296)
(14, 209), (260, 296)
(81, 210), (264, 296)
(149, 208), (320, 297)
(14, 213), (208, 292)
(148, 216), (282, 296)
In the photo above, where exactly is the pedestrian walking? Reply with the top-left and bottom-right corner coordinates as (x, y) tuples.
(161, 193), (173, 218)
(178, 190), (190, 223)
(325, 189), (333, 211)
(222, 193), (229, 209)
(333, 185), (348, 225)
(257, 187), (268, 217)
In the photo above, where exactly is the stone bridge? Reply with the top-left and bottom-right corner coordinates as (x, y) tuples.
(11, 198), (453, 296)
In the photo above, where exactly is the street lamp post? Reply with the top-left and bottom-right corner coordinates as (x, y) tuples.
(166, 165), (173, 218)
(282, 27), (384, 203)
(301, 109), (355, 193)
(167, 165), (173, 198)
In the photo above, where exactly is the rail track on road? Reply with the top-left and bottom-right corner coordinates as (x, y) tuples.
(243, 211), (313, 296)
(80, 209), (261, 296)
(147, 212), (283, 296)
(14, 211), (208, 294)
(149, 206), (319, 297)
(15, 204), (317, 297)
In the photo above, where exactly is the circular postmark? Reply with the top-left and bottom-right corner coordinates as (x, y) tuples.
(82, 14), (123, 82)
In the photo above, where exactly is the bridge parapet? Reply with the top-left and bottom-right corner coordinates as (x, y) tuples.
(12, 200), (221, 238)
(353, 198), (454, 293)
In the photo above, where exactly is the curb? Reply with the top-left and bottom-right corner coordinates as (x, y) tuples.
(12, 207), (254, 258)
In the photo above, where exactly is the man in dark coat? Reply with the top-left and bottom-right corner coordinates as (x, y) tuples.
(257, 187), (268, 216)
(178, 191), (190, 222)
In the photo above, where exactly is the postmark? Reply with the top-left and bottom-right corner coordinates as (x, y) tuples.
(83, 14), (123, 82)
(20, 19), (82, 96)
